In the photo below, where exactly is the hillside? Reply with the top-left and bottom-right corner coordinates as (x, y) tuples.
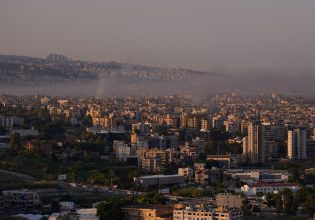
(0, 54), (207, 86)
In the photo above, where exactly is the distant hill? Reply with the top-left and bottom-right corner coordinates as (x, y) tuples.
(0, 54), (207, 86)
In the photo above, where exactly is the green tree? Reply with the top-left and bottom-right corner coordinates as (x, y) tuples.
(128, 169), (138, 181)
(266, 193), (276, 209)
(82, 115), (92, 127)
(274, 189), (298, 215)
(297, 187), (315, 217)
(305, 194), (315, 216)
(281, 189), (298, 215)
(136, 192), (166, 204)
(97, 199), (125, 220)
(153, 124), (168, 136)
(241, 199), (252, 216)
(10, 132), (22, 151)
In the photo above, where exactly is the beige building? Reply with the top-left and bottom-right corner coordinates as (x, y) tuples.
(200, 118), (209, 131)
(137, 148), (174, 172)
(287, 128), (307, 160)
(173, 205), (242, 220)
(216, 193), (243, 209)
(178, 167), (194, 180)
(122, 204), (173, 220)
(243, 123), (265, 164)
(92, 115), (116, 129)
(194, 163), (209, 185)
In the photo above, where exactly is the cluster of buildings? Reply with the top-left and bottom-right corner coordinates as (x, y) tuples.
(122, 199), (243, 220)
(0, 115), (24, 129)
(0, 189), (40, 212)
(3, 93), (315, 219)
(242, 122), (310, 164)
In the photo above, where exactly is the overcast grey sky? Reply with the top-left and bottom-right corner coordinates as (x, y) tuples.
(1, 0), (315, 71)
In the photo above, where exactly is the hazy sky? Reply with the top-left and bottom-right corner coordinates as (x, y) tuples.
(1, 0), (315, 71)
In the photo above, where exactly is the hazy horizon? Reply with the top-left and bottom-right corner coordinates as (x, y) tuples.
(1, 0), (315, 71)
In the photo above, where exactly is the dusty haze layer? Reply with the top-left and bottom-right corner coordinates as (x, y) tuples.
(1, 0), (315, 71)
(1, 1), (315, 98)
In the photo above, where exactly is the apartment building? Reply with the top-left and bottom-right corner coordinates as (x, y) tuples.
(288, 128), (307, 160)
(216, 193), (243, 209)
(122, 204), (173, 220)
(77, 208), (99, 220)
(241, 182), (300, 196)
(0, 115), (24, 128)
(2, 189), (40, 210)
(178, 167), (194, 180)
(243, 123), (266, 164)
(137, 148), (172, 172)
(173, 205), (242, 220)
(194, 163), (209, 185)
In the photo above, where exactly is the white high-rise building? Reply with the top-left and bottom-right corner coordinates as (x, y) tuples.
(288, 128), (307, 160)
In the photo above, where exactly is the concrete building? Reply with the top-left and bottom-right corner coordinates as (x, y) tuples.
(25, 140), (54, 156)
(194, 163), (209, 185)
(59, 201), (75, 212)
(224, 121), (239, 134)
(77, 208), (99, 220)
(241, 182), (300, 196)
(2, 189), (40, 210)
(11, 128), (39, 137)
(192, 137), (205, 154)
(134, 174), (185, 187)
(122, 204), (173, 220)
(137, 148), (176, 172)
(207, 154), (241, 169)
(226, 169), (289, 184)
(288, 128), (307, 160)
(216, 193), (243, 209)
(178, 167), (194, 180)
(114, 140), (137, 162)
(212, 116), (224, 130)
(173, 205), (242, 220)
(200, 118), (209, 131)
(0, 115), (24, 128)
(48, 213), (62, 220)
(243, 123), (265, 164)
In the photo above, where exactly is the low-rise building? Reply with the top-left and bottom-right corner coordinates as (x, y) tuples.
(216, 193), (243, 209)
(241, 182), (300, 196)
(0, 115), (24, 128)
(207, 154), (241, 169)
(122, 204), (173, 220)
(77, 208), (99, 220)
(226, 169), (289, 184)
(2, 189), (40, 210)
(194, 163), (209, 185)
(59, 201), (75, 212)
(25, 140), (54, 156)
(134, 174), (185, 187)
(178, 167), (194, 180)
(48, 213), (62, 220)
(173, 204), (242, 220)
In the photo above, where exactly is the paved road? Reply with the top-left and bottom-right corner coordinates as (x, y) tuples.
(0, 169), (35, 181)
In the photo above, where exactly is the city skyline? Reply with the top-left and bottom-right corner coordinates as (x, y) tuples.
(2, 1), (315, 219)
